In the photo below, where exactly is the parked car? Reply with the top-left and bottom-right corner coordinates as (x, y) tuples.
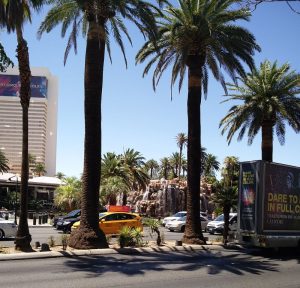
(166, 215), (209, 232)
(56, 215), (81, 233)
(72, 212), (143, 235)
(162, 211), (187, 226)
(53, 209), (81, 228)
(206, 213), (237, 235)
(0, 217), (17, 238)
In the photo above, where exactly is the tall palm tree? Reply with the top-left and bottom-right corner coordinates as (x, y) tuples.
(0, 0), (46, 251)
(39, 0), (164, 249)
(220, 60), (300, 162)
(136, 0), (260, 244)
(145, 159), (159, 179)
(176, 133), (187, 179)
(0, 150), (9, 173)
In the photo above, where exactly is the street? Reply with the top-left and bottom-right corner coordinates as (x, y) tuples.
(0, 226), (220, 247)
(1, 247), (299, 288)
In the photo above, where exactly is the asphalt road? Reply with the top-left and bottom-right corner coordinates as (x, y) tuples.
(0, 226), (220, 247)
(1, 247), (299, 288)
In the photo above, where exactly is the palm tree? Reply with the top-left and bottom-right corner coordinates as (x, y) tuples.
(0, 42), (13, 72)
(32, 162), (47, 177)
(160, 157), (171, 180)
(121, 148), (150, 192)
(145, 159), (159, 179)
(55, 177), (82, 211)
(220, 60), (300, 162)
(0, 150), (9, 173)
(100, 176), (130, 206)
(0, 0), (46, 251)
(101, 152), (132, 205)
(211, 183), (237, 243)
(39, 0), (162, 249)
(221, 156), (239, 188)
(55, 172), (66, 179)
(169, 152), (181, 178)
(136, 0), (260, 244)
(203, 153), (220, 178)
(176, 133), (187, 179)
(39, 0), (164, 250)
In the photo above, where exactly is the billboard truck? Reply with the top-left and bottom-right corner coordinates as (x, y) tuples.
(238, 161), (300, 248)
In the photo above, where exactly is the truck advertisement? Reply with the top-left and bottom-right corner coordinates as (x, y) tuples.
(263, 162), (300, 232)
(239, 162), (257, 232)
(239, 161), (300, 248)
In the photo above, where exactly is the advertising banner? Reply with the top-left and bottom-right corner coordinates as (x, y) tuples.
(240, 162), (257, 232)
(263, 163), (300, 231)
(0, 75), (48, 98)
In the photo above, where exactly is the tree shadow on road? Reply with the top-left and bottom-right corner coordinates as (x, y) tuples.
(60, 247), (280, 279)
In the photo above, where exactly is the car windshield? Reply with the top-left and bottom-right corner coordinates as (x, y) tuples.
(215, 214), (224, 221)
(67, 209), (80, 217)
(99, 213), (107, 219)
(174, 212), (186, 217)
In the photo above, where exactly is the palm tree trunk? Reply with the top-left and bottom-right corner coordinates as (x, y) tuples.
(223, 205), (230, 244)
(178, 146), (182, 180)
(183, 56), (205, 244)
(261, 120), (273, 162)
(15, 26), (32, 251)
(68, 16), (108, 249)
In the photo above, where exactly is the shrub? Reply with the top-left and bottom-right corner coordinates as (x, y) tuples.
(118, 226), (145, 248)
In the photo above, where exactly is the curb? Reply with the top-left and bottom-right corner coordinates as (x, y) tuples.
(0, 244), (236, 261)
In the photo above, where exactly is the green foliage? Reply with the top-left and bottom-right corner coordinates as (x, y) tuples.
(54, 177), (81, 211)
(220, 60), (300, 160)
(32, 162), (47, 177)
(118, 226), (144, 248)
(136, 0), (260, 94)
(0, 150), (10, 173)
(0, 42), (13, 72)
(144, 218), (162, 245)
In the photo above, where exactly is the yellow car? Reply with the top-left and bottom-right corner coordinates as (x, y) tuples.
(72, 212), (143, 235)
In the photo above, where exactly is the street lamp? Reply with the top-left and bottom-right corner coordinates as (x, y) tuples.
(8, 175), (19, 225)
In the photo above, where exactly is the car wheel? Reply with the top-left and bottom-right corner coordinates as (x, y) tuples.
(181, 226), (185, 233)
(0, 229), (4, 239)
(209, 231), (214, 235)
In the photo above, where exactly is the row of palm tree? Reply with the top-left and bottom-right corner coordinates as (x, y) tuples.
(1, 0), (300, 250)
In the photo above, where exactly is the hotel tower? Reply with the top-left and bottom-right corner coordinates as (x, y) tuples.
(0, 67), (58, 176)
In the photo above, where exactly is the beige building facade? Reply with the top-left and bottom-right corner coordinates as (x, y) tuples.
(0, 67), (58, 176)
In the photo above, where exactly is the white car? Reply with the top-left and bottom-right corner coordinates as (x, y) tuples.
(162, 211), (187, 226)
(0, 218), (17, 238)
(206, 213), (237, 235)
(166, 215), (209, 232)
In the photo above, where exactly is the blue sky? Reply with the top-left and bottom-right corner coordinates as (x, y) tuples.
(2, 2), (300, 178)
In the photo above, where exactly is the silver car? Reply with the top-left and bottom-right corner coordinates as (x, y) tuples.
(0, 218), (17, 238)
(166, 215), (209, 232)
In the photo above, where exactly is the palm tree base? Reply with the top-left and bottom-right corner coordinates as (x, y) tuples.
(182, 234), (206, 245)
(15, 234), (33, 252)
(68, 227), (109, 249)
